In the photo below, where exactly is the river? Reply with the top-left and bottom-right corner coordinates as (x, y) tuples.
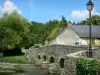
(0, 64), (50, 75)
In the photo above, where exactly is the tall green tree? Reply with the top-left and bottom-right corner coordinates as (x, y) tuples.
(0, 10), (30, 50)
(30, 21), (45, 45)
(58, 20), (65, 28)
(80, 20), (89, 25)
(79, 15), (100, 25)
(30, 20), (59, 45)
(90, 15), (100, 25)
(73, 22), (76, 25)
(61, 15), (67, 27)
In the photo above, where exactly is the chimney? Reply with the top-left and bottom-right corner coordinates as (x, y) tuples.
(68, 23), (72, 27)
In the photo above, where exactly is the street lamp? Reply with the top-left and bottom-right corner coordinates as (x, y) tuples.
(86, 0), (94, 58)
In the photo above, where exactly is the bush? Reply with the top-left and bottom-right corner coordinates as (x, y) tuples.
(76, 57), (100, 75)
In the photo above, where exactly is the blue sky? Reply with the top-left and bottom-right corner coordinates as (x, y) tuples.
(0, 0), (100, 23)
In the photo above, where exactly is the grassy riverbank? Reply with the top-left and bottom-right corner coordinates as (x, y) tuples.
(0, 55), (25, 63)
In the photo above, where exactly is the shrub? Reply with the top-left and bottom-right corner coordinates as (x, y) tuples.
(76, 57), (100, 75)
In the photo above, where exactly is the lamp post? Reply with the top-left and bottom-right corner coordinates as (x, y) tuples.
(86, 0), (94, 58)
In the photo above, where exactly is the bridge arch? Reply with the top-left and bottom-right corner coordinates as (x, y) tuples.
(43, 55), (46, 61)
(50, 56), (55, 63)
(59, 58), (65, 69)
(38, 55), (41, 59)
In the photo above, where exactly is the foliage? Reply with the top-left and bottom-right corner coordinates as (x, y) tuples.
(73, 22), (76, 25)
(47, 26), (60, 40)
(30, 21), (46, 45)
(59, 20), (65, 28)
(0, 12), (68, 49)
(0, 10), (30, 50)
(79, 20), (89, 25)
(79, 15), (100, 25)
(46, 16), (67, 40)
(61, 15), (67, 27)
(90, 15), (100, 25)
(76, 57), (100, 75)
(30, 20), (59, 44)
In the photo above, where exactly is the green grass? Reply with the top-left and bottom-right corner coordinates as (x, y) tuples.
(0, 55), (25, 63)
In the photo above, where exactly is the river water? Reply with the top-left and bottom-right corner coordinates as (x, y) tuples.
(0, 64), (50, 75)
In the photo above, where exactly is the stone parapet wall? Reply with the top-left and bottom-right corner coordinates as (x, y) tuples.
(92, 49), (100, 59)
(64, 49), (100, 75)
(25, 45), (88, 63)
(64, 50), (87, 75)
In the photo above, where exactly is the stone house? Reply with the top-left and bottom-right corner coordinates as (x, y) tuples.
(46, 24), (100, 46)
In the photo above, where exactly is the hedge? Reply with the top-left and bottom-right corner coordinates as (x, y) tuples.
(76, 57), (100, 75)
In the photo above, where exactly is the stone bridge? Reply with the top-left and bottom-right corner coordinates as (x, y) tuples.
(24, 45), (100, 75)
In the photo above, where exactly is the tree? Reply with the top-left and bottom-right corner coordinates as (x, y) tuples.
(80, 15), (100, 25)
(89, 15), (100, 25)
(0, 10), (30, 50)
(30, 21), (46, 44)
(73, 22), (76, 25)
(77, 22), (80, 25)
(80, 20), (89, 25)
(61, 16), (67, 27)
(30, 20), (59, 45)
(59, 20), (65, 28)
(68, 21), (72, 24)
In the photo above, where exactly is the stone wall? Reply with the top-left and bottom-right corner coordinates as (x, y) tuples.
(64, 50), (87, 75)
(24, 44), (100, 75)
(64, 49), (100, 75)
(24, 45), (88, 74)
(92, 48), (100, 59)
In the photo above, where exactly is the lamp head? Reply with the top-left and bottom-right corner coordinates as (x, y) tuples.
(86, 0), (94, 11)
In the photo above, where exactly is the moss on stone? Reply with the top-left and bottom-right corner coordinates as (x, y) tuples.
(47, 26), (60, 40)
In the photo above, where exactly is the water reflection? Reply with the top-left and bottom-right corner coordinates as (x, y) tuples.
(0, 72), (15, 75)
(0, 71), (48, 75)
(0, 64), (49, 75)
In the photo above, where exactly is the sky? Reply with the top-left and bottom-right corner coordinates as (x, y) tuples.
(0, 0), (100, 23)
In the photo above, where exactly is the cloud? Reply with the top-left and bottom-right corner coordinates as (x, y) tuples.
(0, 0), (22, 15)
(71, 9), (100, 19)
